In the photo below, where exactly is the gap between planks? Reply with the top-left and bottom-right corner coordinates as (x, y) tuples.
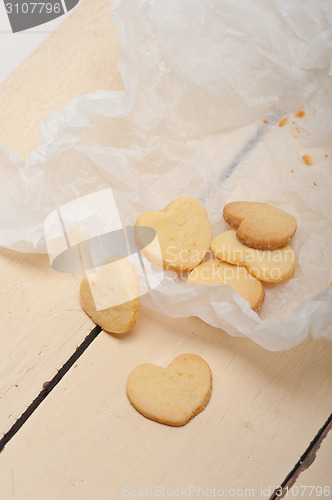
(270, 413), (332, 500)
(0, 325), (101, 453)
(0, 315), (331, 495)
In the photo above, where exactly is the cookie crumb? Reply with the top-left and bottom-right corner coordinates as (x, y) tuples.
(294, 135), (298, 139)
(291, 169), (294, 173)
(325, 154), (328, 158)
(295, 111), (306, 118)
(278, 117), (288, 127)
(302, 154), (312, 165)
(15, 384), (18, 388)
(313, 181), (318, 186)
(263, 120), (268, 124)
(329, 282), (332, 286)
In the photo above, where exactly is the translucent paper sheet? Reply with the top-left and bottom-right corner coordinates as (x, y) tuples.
(1, 0), (332, 350)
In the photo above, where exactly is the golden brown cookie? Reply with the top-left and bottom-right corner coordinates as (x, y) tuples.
(80, 256), (139, 334)
(186, 260), (264, 311)
(135, 197), (212, 272)
(223, 201), (297, 250)
(211, 230), (296, 282)
(127, 354), (212, 427)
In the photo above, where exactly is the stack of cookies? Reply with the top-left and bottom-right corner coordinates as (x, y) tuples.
(80, 197), (297, 328)
(137, 198), (297, 312)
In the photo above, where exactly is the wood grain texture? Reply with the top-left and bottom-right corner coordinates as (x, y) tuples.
(0, 307), (331, 499)
(0, 0), (123, 159)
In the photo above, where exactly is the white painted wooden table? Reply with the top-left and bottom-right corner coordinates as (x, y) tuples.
(0, 1), (331, 499)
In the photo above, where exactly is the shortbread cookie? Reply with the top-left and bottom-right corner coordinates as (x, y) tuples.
(135, 197), (212, 272)
(211, 230), (296, 282)
(187, 260), (264, 311)
(80, 256), (139, 334)
(223, 201), (297, 250)
(127, 354), (212, 427)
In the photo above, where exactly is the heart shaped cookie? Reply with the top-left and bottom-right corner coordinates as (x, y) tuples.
(80, 256), (140, 334)
(127, 354), (212, 426)
(135, 197), (212, 272)
(211, 230), (296, 282)
(223, 201), (297, 250)
(187, 260), (264, 311)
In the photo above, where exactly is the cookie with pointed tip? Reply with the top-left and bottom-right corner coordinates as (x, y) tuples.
(211, 230), (296, 282)
(127, 354), (212, 427)
(135, 197), (212, 272)
(187, 260), (264, 311)
(223, 201), (297, 250)
(80, 256), (139, 334)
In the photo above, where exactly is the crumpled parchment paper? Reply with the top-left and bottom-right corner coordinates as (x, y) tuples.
(1, 0), (332, 350)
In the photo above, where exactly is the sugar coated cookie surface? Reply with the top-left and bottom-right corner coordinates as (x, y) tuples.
(187, 260), (264, 311)
(211, 230), (296, 282)
(127, 354), (212, 427)
(223, 201), (297, 250)
(135, 197), (212, 272)
(80, 256), (140, 334)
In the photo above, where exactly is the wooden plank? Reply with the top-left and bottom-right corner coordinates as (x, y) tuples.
(0, 247), (95, 436)
(294, 428), (332, 499)
(0, 0), (122, 436)
(277, 418), (332, 499)
(0, 0), (123, 159)
(0, 307), (331, 499)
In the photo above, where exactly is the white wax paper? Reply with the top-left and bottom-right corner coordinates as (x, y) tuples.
(1, 0), (332, 350)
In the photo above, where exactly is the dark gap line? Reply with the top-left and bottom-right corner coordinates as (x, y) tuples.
(269, 412), (332, 500)
(0, 324), (101, 454)
(218, 111), (281, 184)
